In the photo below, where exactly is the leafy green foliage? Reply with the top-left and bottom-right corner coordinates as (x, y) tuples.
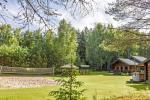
(0, 44), (28, 66)
(0, 25), (28, 67)
(0, 25), (13, 45)
(85, 24), (116, 70)
(0, 20), (78, 68)
(57, 19), (78, 65)
(101, 28), (150, 57)
(77, 28), (88, 64)
(82, 24), (150, 70)
(0, 21), (149, 69)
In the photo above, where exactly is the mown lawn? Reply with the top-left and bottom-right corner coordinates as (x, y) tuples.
(0, 71), (150, 100)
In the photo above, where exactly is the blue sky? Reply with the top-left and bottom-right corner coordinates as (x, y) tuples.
(1, 0), (119, 31)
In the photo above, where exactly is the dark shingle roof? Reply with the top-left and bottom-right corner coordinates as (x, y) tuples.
(112, 58), (139, 66)
(142, 58), (150, 64)
(132, 56), (147, 63)
(118, 58), (139, 65)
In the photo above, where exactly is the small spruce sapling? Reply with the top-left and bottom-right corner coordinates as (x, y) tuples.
(49, 65), (86, 100)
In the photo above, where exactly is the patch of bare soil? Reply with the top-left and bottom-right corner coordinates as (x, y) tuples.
(0, 77), (56, 89)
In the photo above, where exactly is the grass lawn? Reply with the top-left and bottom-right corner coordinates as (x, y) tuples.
(0, 71), (150, 100)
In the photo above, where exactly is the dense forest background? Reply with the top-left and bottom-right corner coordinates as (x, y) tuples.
(0, 19), (150, 70)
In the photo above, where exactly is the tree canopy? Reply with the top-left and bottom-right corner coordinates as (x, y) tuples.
(106, 0), (150, 32)
(0, 20), (150, 70)
(0, 19), (78, 68)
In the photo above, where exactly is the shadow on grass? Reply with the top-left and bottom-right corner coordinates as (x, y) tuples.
(127, 83), (150, 91)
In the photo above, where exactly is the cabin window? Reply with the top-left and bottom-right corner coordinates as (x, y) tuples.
(129, 67), (132, 70)
(116, 67), (119, 70)
(125, 67), (128, 70)
(121, 67), (123, 71)
(140, 67), (144, 73)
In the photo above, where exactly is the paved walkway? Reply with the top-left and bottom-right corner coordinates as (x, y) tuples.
(0, 76), (56, 89)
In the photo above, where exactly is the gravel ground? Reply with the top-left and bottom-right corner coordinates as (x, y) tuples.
(0, 77), (56, 89)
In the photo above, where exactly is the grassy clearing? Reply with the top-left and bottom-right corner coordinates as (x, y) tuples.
(0, 71), (150, 100)
(106, 91), (150, 100)
(0, 86), (57, 100)
(77, 72), (133, 99)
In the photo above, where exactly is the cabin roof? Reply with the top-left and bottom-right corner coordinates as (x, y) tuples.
(60, 64), (78, 69)
(131, 56), (147, 63)
(80, 65), (90, 68)
(142, 58), (150, 64)
(112, 58), (139, 66)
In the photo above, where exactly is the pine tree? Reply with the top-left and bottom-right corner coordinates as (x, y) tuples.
(57, 19), (78, 65)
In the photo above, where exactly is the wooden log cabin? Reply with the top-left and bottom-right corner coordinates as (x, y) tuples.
(112, 56), (150, 82)
(112, 58), (139, 73)
(143, 58), (150, 82)
(112, 56), (146, 74)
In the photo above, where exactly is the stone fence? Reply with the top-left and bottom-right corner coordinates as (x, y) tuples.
(0, 66), (54, 75)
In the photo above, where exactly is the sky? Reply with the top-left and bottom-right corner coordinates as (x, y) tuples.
(1, 0), (119, 31)
(56, 0), (118, 30)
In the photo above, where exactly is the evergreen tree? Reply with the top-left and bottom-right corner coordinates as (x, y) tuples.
(86, 24), (107, 69)
(77, 27), (88, 64)
(44, 30), (58, 67)
(57, 19), (78, 65)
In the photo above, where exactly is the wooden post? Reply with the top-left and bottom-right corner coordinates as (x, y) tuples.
(128, 66), (130, 72)
(118, 66), (121, 72)
(122, 66), (124, 72)
(147, 63), (150, 81)
(0, 66), (2, 74)
(52, 67), (55, 76)
(144, 63), (148, 81)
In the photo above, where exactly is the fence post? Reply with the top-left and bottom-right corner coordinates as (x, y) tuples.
(52, 67), (55, 76)
(0, 66), (2, 74)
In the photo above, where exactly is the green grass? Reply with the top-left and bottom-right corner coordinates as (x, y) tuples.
(0, 71), (150, 100)
(0, 86), (57, 100)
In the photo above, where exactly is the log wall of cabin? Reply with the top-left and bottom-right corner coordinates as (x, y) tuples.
(140, 74), (145, 81)
(148, 64), (150, 80)
(144, 63), (150, 81)
(112, 61), (136, 72)
(129, 65), (138, 72)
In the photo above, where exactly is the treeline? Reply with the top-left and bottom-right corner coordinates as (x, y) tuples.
(0, 20), (77, 68)
(0, 20), (150, 69)
(78, 24), (150, 70)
